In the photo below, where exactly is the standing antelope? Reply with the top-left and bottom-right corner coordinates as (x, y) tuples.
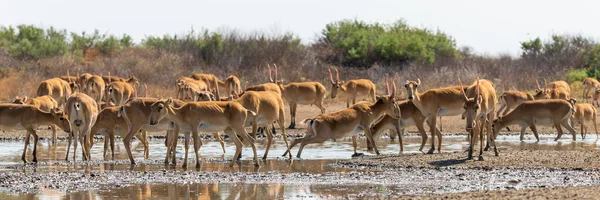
(370, 100), (442, 153)
(37, 77), (74, 108)
(103, 73), (140, 96)
(459, 78), (498, 160)
(148, 98), (260, 168)
(285, 74), (399, 158)
(0, 105), (70, 163)
(492, 99), (577, 142)
(405, 79), (469, 154)
(84, 75), (106, 104)
(106, 81), (137, 106)
(328, 68), (376, 108)
(13, 95), (61, 144)
(546, 79), (570, 100)
(65, 93), (99, 161)
(190, 73), (230, 97)
(583, 77), (600, 102)
(496, 80), (550, 118)
(571, 103), (598, 139)
(224, 75), (242, 97)
(269, 64), (326, 129)
(593, 90), (600, 107)
(91, 106), (150, 160)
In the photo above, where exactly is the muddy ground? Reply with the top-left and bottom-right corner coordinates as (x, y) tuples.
(0, 102), (599, 199)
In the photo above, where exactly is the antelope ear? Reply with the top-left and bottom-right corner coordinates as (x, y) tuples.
(375, 95), (382, 100)
(417, 79), (421, 85)
(50, 108), (57, 115)
(340, 81), (345, 84)
(166, 97), (173, 105)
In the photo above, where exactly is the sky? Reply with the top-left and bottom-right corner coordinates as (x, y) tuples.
(2, 0), (600, 56)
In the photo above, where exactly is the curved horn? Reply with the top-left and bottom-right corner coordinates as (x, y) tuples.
(385, 74), (390, 96)
(335, 68), (340, 82)
(274, 63), (278, 82)
(475, 77), (480, 102)
(392, 73), (397, 97)
(458, 78), (469, 101)
(108, 72), (112, 83)
(328, 68), (336, 84)
(268, 64), (274, 83)
(67, 69), (71, 83)
(536, 79), (541, 90)
(144, 83), (148, 97)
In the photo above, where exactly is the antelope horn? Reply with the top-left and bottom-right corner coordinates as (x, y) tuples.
(458, 78), (469, 101)
(67, 69), (71, 83)
(475, 77), (480, 102)
(274, 63), (278, 82)
(544, 79), (548, 89)
(144, 84), (148, 97)
(108, 72), (112, 82)
(536, 79), (541, 90)
(392, 73), (397, 97)
(385, 74), (390, 96)
(268, 64), (274, 83)
(335, 68), (340, 82)
(328, 68), (336, 84)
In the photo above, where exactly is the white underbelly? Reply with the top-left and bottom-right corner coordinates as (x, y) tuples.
(0, 123), (26, 131)
(532, 118), (554, 126)
(146, 122), (173, 132)
(187, 122), (227, 132)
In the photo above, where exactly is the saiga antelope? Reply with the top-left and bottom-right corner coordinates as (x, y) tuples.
(546, 79), (570, 100)
(37, 77), (74, 108)
(329, 68), (376, 108)
(84, 75), (106, 105)
(103, 73), (140, 96)
(214, 82), (291, 159)
(583, 77), (600, 102)
(405, 79), (469, 154)
(593, 90), (600, 107)
(496, 80), (550, 118)
(571, 103), (598, 139)
(492, 99), (577, 142)
(64, 92), (99, 161)
(106, 81), (138, 106)
(90, 106), (150, 160)
(459, 78), (498, 160)
(285, 74), (400, 158)
(191, 73), (242, 97)
(370, 100), (442, 153)
(0, 105), (70, 163)
(13, 95), (60, 145)
(148, 98), (260, 168)
(269, 64), (326, 129)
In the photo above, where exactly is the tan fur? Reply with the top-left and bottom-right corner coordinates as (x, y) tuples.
(117, 98), (180, 166)
(548, 80), (571, 93)
(64, 93), (99, 161)
(190, 73), (227, 95)
(497, 90), (547, 118)
(13, 95), (60, 144)
(0, 104), (70, 163)
(549, 87), (570, 100)
(103, 74), (140, 96)
(224, 75), (242, 97)
(571, 103), (598, 139)
(91, 106), (149, 160)
(370, 100), (441, 153)
(177, 78), (209, 101)
(148, 98), (260, 168)
(84, 75), (106, 104)
(76, 73), (93, 92)
(37, 78), (73, 108)
(593, 90), (600, 107)
(285, 75), (399, 158)
(460, 78), (498, 159)
(329, 68), (376, 107)
(229, 91), (290, 159)
(492, 99), (577, 142)
(583, 77), (600, 102)
(106, 81), (136, 106)
(405, 79), (468, 154)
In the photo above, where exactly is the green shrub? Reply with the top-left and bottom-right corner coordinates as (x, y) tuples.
(0, 25), (68, 59)
(565, 69), (588, 83)
(318, 19), (458, 67)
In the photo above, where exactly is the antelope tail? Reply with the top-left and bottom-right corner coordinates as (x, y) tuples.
(302, 118), (315, 124)
(247, 110), (257, 117)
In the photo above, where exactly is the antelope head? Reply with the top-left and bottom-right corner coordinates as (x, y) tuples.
(328, 68), (345, 98)
(378, 73), (400, 118)
(459, 77), (483, 132)
(533, 79), (549, 100)
(51, 108), (71, 133)
(149, 97), (173, 125)
(404, 78), (421, 101)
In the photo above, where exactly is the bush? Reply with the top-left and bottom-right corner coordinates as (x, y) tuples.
(565, 69), (587, 83)
(318, 19), (458, 67)
(0, 25), (68, 59)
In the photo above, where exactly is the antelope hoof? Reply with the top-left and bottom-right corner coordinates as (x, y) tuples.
(196, 163), (201, 169)
(288, 123), (296, 129)
(478, 155), (484, 161)
(484, 146), (491, 151)
(351, 153), (364, 157)
(33, 158), (38, 163)
(262, 156), (267, 160)
(254, 161), (260, 167)
(182, 164), (188, 168)
(495, 152), (499, 156)
(427, 148), (435, 154)
(467, 155), (473, 160)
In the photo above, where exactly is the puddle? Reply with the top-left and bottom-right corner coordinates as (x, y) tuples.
(0, 133), (599, 198)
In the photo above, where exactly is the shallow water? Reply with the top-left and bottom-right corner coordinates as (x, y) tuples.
(1, 133), (600, 199)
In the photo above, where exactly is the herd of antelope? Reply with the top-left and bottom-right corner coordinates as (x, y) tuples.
(2, 64), (599, 168)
